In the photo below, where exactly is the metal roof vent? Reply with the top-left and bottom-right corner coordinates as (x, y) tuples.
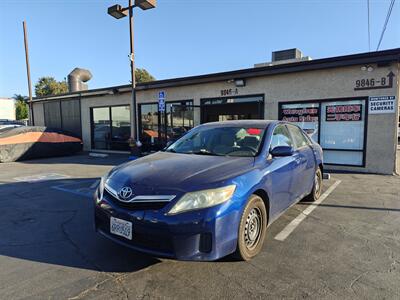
(68, 68), (92, 92)
(254, 48), (312, 68)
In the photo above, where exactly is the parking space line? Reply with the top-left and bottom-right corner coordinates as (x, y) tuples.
(14, 173), (70, 183)
(274, 180), (342, 242)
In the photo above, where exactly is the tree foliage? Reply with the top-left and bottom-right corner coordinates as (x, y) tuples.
(135, 68), (155, 83)
(35, 76), (68, 97)
(13, 94), (28, 120)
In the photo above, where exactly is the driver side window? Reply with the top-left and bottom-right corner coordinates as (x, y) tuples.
(270, 125), (293, 150)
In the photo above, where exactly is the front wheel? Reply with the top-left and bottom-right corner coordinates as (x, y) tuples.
(234, 195), (267, 261)
(303, 167), (323, 202)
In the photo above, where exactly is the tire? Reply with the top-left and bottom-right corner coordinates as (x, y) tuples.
(234, 195), (267, 261)
(303, 167), (323, 202)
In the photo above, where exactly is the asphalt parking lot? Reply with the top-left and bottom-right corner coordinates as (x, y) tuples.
(0, 154), (399, 299)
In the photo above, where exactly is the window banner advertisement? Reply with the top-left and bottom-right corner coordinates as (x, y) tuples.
(281, 107), (319, 123)
(325, 104), (362, 122)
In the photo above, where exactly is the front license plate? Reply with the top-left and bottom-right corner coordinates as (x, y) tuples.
(110, 217), (132, 240)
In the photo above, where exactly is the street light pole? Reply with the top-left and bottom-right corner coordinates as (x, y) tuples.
(108, 0), (156, 157)
(128, 0), (140, 156)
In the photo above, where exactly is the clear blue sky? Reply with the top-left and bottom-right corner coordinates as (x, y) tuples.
(0, 0), (399, 98)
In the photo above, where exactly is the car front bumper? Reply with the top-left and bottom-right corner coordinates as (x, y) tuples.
(94, 190), (241, 261)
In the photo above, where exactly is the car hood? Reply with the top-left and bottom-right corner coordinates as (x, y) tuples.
(107, 151), (255, 193)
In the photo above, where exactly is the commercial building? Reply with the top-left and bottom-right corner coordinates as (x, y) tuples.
(31, 48), (400, 175)
(0, 98), (16, 120)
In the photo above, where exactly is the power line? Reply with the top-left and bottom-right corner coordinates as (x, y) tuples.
(376, 0), (396, 51)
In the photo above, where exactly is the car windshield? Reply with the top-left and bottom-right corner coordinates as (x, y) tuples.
(166, 126), (265, 157)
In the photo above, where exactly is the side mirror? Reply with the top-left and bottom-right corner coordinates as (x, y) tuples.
(270, 146), (294, 157)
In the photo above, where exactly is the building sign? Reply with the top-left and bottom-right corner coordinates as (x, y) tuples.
(220, 88), (239, 96)
(369, 96), (396, 114)
(158, 91), (166, 112)
(354, 71), (395, 91)
(326, 104), (362, 122)
(281, 107), (319, 122)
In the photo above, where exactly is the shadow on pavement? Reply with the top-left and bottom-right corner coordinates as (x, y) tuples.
(7, 152), (130, 167)
(0, 178), (160, 273)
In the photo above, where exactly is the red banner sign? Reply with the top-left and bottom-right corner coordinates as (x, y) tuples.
(326, 104), (362, 122)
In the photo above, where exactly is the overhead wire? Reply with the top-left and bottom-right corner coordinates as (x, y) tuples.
(376, 0), (396, 51)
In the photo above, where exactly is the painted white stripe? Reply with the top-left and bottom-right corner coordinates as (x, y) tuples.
(274, 180), (342, 241)
(14, 173), (70, 183)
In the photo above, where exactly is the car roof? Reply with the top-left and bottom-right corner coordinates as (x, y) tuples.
(198, 120), (280, 129)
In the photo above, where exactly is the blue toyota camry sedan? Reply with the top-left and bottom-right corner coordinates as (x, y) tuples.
(94, 120), (323, 261)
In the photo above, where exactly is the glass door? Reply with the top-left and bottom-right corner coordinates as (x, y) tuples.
(91, 105), (131, 151)
(92, 107), (111, 150)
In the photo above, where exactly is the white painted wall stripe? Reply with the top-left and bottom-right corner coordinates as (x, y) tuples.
(274, 180), (342, 241)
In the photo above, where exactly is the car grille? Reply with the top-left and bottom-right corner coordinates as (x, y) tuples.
(103, 188), (173, 211)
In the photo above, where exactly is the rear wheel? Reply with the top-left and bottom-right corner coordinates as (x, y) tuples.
(234, 195), (267, 261)
(304, 167), (323, 202)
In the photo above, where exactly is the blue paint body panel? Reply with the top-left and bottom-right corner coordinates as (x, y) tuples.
(94, 120), (323, 261)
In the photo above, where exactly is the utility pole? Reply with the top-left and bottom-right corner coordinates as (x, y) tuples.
(23, 20), (34, 125)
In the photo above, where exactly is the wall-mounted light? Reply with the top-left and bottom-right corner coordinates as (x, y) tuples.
(361, 65), (374, 72)
(234, 79), (246, 87)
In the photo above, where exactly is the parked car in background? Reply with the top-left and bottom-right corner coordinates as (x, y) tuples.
(94, 120), (324, 261)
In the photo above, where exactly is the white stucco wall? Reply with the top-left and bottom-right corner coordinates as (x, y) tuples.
(135, 64), (398, 174)
(0, 98), (16, 120)
(31, 62), (400, 174)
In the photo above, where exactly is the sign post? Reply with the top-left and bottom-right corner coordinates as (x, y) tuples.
(158, 91), (166, 146)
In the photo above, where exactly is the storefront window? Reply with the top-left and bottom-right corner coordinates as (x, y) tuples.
(281, 103), (319, 142)
(320, 100), (365, 166)
(139, 100), (194, 151)
(201, 95), (264, 123)
(140, 103), (160, 147)
(166, 101), (194, 142)
(279, 99), (367, 166)
(91, 105), (130, 151)
(202, 96), (263, 105)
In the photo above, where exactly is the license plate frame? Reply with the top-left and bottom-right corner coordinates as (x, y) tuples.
(110, 217), (133, 240)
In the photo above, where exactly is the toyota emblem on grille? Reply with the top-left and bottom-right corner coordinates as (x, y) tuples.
(118, 187), (133, 201)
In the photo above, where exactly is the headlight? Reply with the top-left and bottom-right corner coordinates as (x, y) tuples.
(168, 185), (236, 215)
(97, 173), (108, 202)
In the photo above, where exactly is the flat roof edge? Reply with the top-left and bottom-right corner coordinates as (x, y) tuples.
(31, 48), (400, 102)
